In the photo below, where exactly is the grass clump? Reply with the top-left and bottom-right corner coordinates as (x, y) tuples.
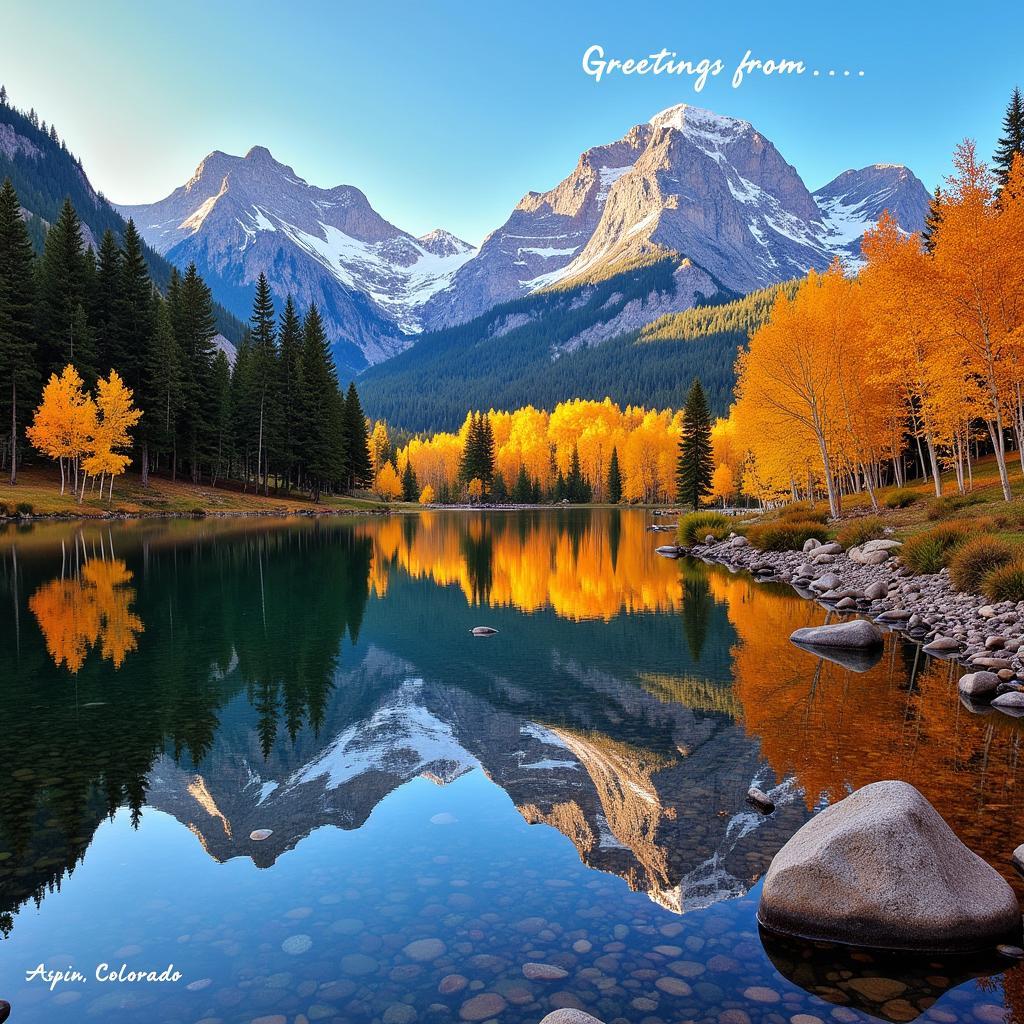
(15, 501), (33, 516)
(746, 519), (824, 552)
(678, 510), (731, 546)
(927, 492), (984, 521)
(836, 516), (886, 549)
(900, 522), (976, 574)
(982, 562), (1024, 604)
(948, 536), (1017, 593)
(777, 502), (829, 524)
(884, 487), (921, 509)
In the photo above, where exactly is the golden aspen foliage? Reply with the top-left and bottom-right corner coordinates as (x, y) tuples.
(374, 459), (402, 500)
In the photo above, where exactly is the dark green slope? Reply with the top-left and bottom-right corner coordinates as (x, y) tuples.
(359, 261), (791, 431)
(0, 100), (246, 344)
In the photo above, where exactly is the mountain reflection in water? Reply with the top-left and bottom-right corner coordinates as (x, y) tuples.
(1, 510), (1024, 1023)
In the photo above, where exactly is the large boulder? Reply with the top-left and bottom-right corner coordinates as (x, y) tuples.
(790, 618), (884, 649)
(758, 781), (1020, 952)
(539, 1013), (607, 1024)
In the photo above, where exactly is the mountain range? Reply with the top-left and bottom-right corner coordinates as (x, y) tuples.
(119, 104), (930, 378)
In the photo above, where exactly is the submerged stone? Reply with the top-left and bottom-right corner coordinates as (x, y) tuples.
(758, 780), (1020, 952)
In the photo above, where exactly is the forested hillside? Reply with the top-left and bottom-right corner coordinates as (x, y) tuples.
(0, 93), (245, 344)
(359, 266), (790, 431)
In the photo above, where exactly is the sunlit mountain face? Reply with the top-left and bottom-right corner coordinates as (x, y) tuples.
(2, 512), (1023, 1024)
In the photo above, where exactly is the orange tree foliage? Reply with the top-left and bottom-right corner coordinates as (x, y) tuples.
(29, 556), (144, 673)
(394, 399), (684, 504)
(731, 145), (1024, 507)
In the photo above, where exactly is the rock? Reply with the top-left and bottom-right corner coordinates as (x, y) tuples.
(864, 581), (889, 600)
(383, 1005), (417, 1024)
(790, 619), (884, 650)
(1014, 844), (1024, 875)
(758, 780), (1020, 951)
(972, 657), (1014, 670)
(250, 828), (273, 841)
(0, 1002), (9, 1024)
(802, 538), (822, 552)
(863, 539), (902, 553)
(404, 938), (446, 961)
(987, 635), (1007, 650)
(815, 542), (843, 555)
(979, 605), (997, 618)
(746, 787), (776, 814)
(655, 545), (682, 558)
(923, 635), (959, 655)
(862, 549), (892, 565)
(998, 945), (1024, 959)
(459, 993), (508, 1021)
(809, 573), (842, 592)
(522, 962), (569, 980)
(991, 691), (1024, 715)
(958, 671), (1000, 697)
(470, 626), (498, 636)
(730, 536), (749, 548)
(539, 1012), (607, 1024)
(281, 934), (312, 955)
(835, 597), (857, 610)
(704, 534), (716, 545)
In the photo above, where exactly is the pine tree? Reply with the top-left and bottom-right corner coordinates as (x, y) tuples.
(512, 464), (532, 504)
(479, 414), (495, 489)
(0, 178), (38, 484)
(175, 263), (218, 480)
(921, 187), (943, 253)
(37, 197), (95, 377)
(566, 445), (584, 502)
(607, 446), (622, 504)
(459, 412), (480, 484)
(143, 298), (181, 482)
(92, 229), (121, 367)
(210, 350), (232, 486)
(401, 458), (418, 502)
(114, 219), (154, 396)
(344, 381), (373, 490)
(298, 304), (343, 498)
(277, 295), (303, 489)
(994, 86), (1024, 187)
(248, 273), (279, 494)
(676, 378), (714, 508)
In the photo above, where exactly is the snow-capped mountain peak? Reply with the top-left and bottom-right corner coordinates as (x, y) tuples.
(119, 147), (476, 374)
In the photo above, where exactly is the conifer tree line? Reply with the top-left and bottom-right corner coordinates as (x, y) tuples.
(0, 181), (373, 496)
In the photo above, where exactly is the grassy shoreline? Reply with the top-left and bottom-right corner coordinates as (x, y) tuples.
(0, 466), (391, 522)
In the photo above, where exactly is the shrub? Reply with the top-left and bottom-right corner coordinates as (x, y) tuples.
(15, 502), (33, 516)
(948, 537), (1017, 593)
(678, 510), (731, 546)
(746, 519), (824, 552)
(884, 488), (920, 509)
(836, 516), (886, 549)
(927, 492), (984, 521)
(900, 522), (975, 575)
(777, 502), (829, 524)
(0, 502), (9, 518)
(994, 505), (1024, 531)
(982, 562), (1024, 603)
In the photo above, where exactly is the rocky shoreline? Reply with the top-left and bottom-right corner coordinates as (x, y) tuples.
(682, 532), (1024, 709)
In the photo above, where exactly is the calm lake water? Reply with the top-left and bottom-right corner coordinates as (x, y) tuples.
(1, 509), (1023, 1024)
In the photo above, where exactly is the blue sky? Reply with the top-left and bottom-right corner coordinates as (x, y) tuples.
(2, 0), (1020, 243)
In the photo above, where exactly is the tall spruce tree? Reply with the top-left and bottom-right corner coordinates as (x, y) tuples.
(459, 412), (481, 484)
(300, 304), (344, 499)
(175, 262), (218, 481)
(115, 219), (154, 395)
(566, 445), (591, 503)
(143, 298), (181, 482)
(343, 381), (373, 490)
(921, 187), (943, 253)
(512, 464), (532, 504)
(248, 273), (280, 493)
(607, 446), (622, 504)
(401, 458), (418, 502)
(994, 86), (1024, 187)
(36, 197), (95, 377)
(92, 229), (121, 366)
(0, 179), (38, 484)
(479, 413), (496, 490)
(210, 350), (233, 486)
(277, 295), (303, 489)
(676, 378), (713, 508)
